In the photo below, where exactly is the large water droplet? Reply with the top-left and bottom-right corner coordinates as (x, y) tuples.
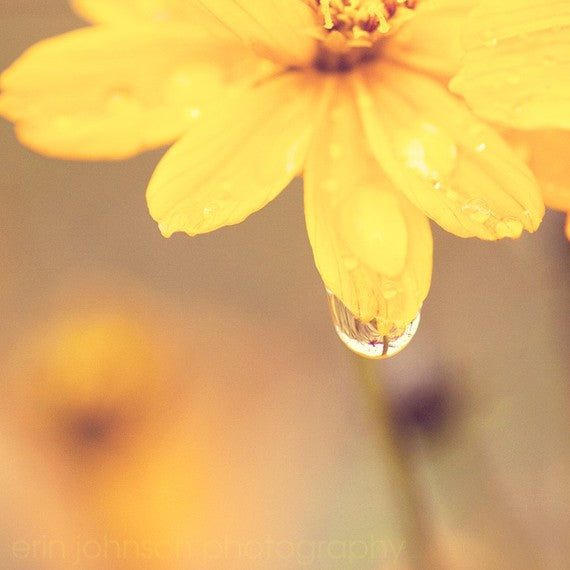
(327, 292), (420, 359)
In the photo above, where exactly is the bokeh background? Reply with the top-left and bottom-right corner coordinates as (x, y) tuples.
(1, 2), (569, 568)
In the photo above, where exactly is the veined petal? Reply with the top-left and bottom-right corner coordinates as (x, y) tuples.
(504, 129), (570, 212)
(147, 71), (326, 237)
(450, 0), (570, 129)
(354, 62), (544, 240)
(384, 0), (477, 79)
(304, 80), (432, 330)
(0, 26), (268, 160)
(193, 0), (317, 66)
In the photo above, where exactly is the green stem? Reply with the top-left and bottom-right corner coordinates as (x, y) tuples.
(353, 354), (428, 569)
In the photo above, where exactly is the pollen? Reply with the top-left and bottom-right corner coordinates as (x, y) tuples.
(315, 0), (418, 70)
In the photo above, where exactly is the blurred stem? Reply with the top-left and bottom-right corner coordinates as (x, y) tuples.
(353, 355), (428, 569)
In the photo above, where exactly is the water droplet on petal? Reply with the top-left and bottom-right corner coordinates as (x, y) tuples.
(395, 123), (457, 182)
(444, 187), (461, 203)
(327, 292), (420, 359)
(462, 198), (491, 223)
(381, 280), (399, 300)
(495, 217), (523, 238)
(185, 107), (202, 120)
(159, 211), (189, 237)
(202, 202), (218, 218)
(475, 142), (487, 153)
(158, 222), (170, 237)
(482, 30), (498, 47)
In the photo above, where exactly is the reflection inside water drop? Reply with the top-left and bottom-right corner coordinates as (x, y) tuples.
(327, 291), (420, 359)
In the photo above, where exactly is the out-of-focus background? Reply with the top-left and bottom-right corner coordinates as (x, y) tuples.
(1, 2), (569, 569)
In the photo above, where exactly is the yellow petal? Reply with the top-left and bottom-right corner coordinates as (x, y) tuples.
(304, 80), (432, 329)
(0, 26), (267, 160)
(384, 0), (477, 79)
(147, 72), (326, 237)
(503, 129), (570, 212)
(354, 62), (544, 240)
(450, 0), (570, 129)
(193, 0), (317, 66)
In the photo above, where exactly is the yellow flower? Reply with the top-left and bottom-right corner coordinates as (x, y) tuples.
(2, 0), (564, 357)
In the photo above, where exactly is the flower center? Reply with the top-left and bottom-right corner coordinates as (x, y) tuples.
(315, 0), (417, 71)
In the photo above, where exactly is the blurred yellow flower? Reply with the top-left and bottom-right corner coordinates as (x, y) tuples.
(1, 285), (210, 569)
(2, 0), (568, 353)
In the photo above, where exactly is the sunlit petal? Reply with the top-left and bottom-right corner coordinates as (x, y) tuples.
(0, 26), (267, 159)
(384, 0), (477, 79)
(193, 0), (317, 66)
(147, 72), (326, 237)
(304, 80), (432, 329)
(355, 62), (544, 240)
(450, 0), (570, 129)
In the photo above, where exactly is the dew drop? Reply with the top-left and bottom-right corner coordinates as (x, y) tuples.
(327, 292), (420, 359)
(444, 188), (461, 203)
(475, 142), (487, 153)
(185, 107), (202, 120)
(158, 211), (189, 237)
(495, 217), (523, 238)
(158, 222), (170, 237)
(395, 123), (457, 182)
(381, 281), (399, 300)
(202, 202), (218, 218)
(462, 198), (491, 223)
(482, 30), (498, 47)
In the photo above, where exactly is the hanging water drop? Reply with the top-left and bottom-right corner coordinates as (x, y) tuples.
(327, 291), (420, 359)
